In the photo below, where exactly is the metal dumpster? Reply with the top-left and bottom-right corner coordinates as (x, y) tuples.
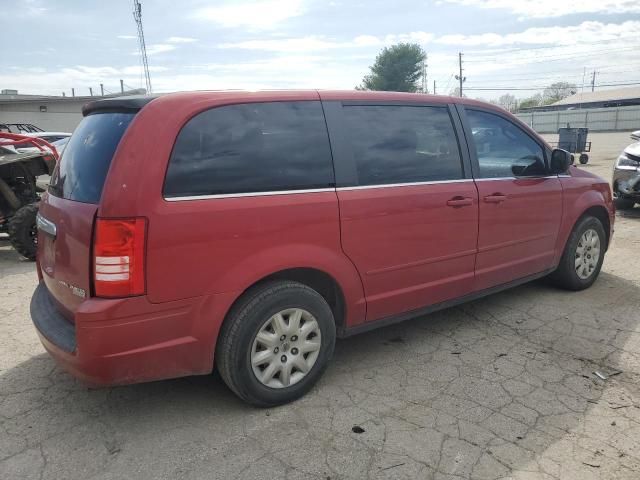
(557, 127), (591, 164)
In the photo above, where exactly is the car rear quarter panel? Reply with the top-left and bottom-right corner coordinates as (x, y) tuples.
(554, 166), (614, 265)
(98, 91), (366, 327)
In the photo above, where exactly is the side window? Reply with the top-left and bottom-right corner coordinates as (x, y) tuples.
(342, 105), (463, 186)
(164, 101), (334, 197)
(466, 109), (546, 178)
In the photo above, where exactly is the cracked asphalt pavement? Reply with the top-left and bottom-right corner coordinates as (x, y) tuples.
(2, 132), (640, 479)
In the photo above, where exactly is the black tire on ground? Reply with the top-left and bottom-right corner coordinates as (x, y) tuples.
(216, 280), (336, 407)
(548, 215), (606, 291)
(579, 154), (589, 164)
(7, 203), (39, 260)
(614, 196), (635, 210)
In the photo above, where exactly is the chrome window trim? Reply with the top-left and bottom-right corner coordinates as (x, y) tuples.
(336, 178), (472, 191)
(163, 176), (562, 201)
(474, 175), (559, 181)
(164, 187), (336, 201)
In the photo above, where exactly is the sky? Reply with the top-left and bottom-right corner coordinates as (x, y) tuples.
(2, 0), (639, 100)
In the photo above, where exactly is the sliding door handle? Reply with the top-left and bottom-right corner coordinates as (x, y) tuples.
(484, 193), (507, 203)
(446, 196), (473, 207)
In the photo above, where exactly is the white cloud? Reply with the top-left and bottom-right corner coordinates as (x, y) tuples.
(195, 0), (304, 29)
(167, 36), (197, 44)
(144, 44), (177, 56)
(219, 32), (434, 52)
(436, 20), (640, 47)
(117, 35), (137, 40)
(441, 0), (640, 19)
(219, 36), (341, 52)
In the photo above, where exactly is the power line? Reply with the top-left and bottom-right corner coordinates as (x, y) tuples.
(464, 36), (640, 56)
(465, 81), (640, 91)
(465, 45), (638, 64)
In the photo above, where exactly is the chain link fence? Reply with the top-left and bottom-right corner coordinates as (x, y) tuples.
(515, 105), (640, 133)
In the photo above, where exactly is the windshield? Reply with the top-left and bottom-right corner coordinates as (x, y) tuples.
(48, 113), (134, 203)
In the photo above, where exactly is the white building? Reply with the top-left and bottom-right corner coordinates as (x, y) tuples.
(0, 89), (146, 132)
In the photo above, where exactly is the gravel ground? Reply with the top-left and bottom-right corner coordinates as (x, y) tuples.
(1, 132), (640, 480)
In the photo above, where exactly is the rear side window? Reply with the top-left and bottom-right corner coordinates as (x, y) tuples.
(342, 105), (463, 186)
(163, 101), (334, 197)
(49, 113), (134, 203)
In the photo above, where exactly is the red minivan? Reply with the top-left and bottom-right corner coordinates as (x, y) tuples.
(31, 90), (614, 406)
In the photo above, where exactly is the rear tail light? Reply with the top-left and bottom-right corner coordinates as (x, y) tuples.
(93, 218), (146, 297)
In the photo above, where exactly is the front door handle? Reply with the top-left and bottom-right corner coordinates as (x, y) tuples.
(484, 193), (507, 203)
(446, 196), (473, 207)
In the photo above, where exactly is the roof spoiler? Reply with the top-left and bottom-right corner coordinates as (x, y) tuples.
(82, 95), (158, 116)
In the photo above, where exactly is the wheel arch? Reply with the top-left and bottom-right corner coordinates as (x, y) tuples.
(221, 267), (349, 335)
(580, 205), (611, 250)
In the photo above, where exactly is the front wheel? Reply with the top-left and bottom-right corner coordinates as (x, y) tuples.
(579, 153), (589, 164)
(614, 196), (636, 210)
(216, 281), (336, 407)
(549, 215), (606, 290)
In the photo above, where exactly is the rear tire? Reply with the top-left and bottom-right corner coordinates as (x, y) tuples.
(216, 281), (336, 407)
(548, 215), (606, 291)
(8, 203), (39, 260)
(579, 154), (589, 164)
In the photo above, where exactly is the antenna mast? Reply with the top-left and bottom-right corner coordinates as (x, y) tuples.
(133, 0), (152, 94)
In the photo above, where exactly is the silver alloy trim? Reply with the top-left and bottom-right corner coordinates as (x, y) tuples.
(336, 178), (473, 191)
(474, 175), (559, 182)
(164, 175), (561, 201)
(36, 213), (56, 238)
(164, 188), (335, 201)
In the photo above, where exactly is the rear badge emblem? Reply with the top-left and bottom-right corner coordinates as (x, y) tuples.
(58, 280), (86, 299)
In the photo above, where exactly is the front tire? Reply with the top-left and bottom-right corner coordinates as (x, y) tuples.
(549, 215), (606, 291)
(216, 281), (336, 407)
(614, 195), (635, 210)
(8, 203), (39, 260)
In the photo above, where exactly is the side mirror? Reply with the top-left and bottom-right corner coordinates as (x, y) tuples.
(550, 149), (572, 174)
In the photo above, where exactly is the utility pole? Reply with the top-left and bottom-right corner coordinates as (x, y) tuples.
(591, 70), (597, 92)
(421, 54), (428, 94)
(120, 79), (124, 93)
(89, 87), (93, 96)
(133, 0), (152, 94)
(100, 83), (104, 96)
(433, 80), (436, 95)
(455, 52), (466, 97)
(71, 88), (75, 97)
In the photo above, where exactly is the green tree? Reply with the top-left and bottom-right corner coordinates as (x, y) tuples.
(519, 93), (543, 109)
(357, 43), (426, 92)
(542, 82), (577, 105)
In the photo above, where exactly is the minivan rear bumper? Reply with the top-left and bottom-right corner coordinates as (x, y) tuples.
(30, 282), (239, 386)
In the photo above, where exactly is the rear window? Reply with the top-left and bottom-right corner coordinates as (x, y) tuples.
(163, 101), (334, 197)
(49, 113), (134, 203)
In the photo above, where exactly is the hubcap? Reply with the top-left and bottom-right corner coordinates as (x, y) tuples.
(251, 308), (321, 389)
(575, 228), (601, 280)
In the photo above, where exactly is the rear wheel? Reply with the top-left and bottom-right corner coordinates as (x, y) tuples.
(579, 153), (589, 164)
(216, 281), (336, 407)
(549, 215), (605, 290)
(8, 203), (39, 260)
